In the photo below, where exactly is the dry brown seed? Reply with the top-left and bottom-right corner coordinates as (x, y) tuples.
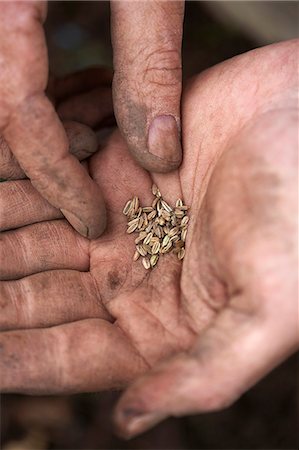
(123, 200), (132, 215)
(148, 210), (157, 220)
(175, 208), (184, 218)
(171, 216), (177, 226)
(137, 244), (147, 256)
(138, 216), (144, 229)
(145, 223), (153, 233)
(181, 216), (189, 226)
(152, 184), (161, 197)
(136, 207), (143, 218)
(143, 212), (148, 227)
(152, 241), (161, 254)
(150, 254), (159, 267)
(143, 243), (152, 253)
(161, 199), (172, 213)
(161, 209), (171, 221)
(170, 234), (180, 243)
(152, 184), (158, 196)
(181, 228), (187, 241)
(135, 231), (147, 244)
(157, 200), (163, 215)
(150, 236), (160, 243)
(175, 240), (184, 249)
(144, 232), (153, 245)
(131, 196), (139, 213)
(153, 226), (162, 238)
(178, 248), (185, 260)
(133, 250), (140, 261)
(161, 241), (172, 253)
(168, 226), (179, 237)
(162, 235), (170, 247)
(128, 217), (139, 226)
(143, 206), (154, 213)
(152, 197), (159, 208)
(127, 221), (139, 233)
(142, 257), (151, 270)
(176, 199), (183, 207)
(179, 205), (189, 211)
(158, 217), (165, 226)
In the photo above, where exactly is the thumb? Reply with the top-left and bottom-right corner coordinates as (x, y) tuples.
(114, 306), (298, 438)
(111, 0), (184, 173)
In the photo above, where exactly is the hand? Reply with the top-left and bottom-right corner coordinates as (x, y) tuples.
(0, 40), (297, 438)
(0, 1), (184, 238)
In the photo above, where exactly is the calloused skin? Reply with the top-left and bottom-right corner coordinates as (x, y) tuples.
(0, 0), (184, 238)
(0, 41), (298, 438)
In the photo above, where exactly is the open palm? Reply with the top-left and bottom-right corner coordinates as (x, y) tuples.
(1, 40), (297, 436)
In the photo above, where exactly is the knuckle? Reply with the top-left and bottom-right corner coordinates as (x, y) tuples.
(142, 49), (182, 88)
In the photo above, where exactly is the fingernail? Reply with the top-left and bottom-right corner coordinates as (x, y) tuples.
(116, 407), (167, 439)
(148, 115), (182, 164)
(60, 208), (89, 237)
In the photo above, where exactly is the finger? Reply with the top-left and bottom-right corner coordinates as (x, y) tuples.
(0, 135), (24, 180)
(0, 270), (112, 331)
(0, 4), (105, 238)
(0, 319), (148, 394)
(0, 121), (98, 181)
(115, 306), (298, 438)
(3, 98), (106, 238)
(0, 220), (89, 280)
(0, 180), (62, 230)
(49, 66), (113, 103)
(111, 0), (184, 173)
(57, 86), (114, 128)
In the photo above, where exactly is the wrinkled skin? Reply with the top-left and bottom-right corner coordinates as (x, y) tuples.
(0, 41), (298, 438)
(0, 0), (184, 238)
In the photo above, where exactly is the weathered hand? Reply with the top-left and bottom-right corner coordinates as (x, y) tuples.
(0, 2), (114, 238)
(0, 41), (297, 438)
(0, 0), (184, 239)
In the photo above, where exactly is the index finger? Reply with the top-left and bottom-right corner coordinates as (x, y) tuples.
(4, 95), (106, 238)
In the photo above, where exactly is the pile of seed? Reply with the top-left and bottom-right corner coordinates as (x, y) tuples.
(123, 184), (189, 270)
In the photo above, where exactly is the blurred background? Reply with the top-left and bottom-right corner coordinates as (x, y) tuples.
(1, 1), (298, 449)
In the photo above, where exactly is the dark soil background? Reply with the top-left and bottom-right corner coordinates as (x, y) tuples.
(1, 2), (298, 449)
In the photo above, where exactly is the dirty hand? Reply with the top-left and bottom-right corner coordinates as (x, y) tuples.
(0, 41), (297, 438)
(0, 0), (184, 238)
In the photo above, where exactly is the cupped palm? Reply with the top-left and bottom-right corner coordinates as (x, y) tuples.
(0, 41), (297, 400)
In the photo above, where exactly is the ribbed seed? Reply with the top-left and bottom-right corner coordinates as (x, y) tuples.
(152, 197), (159, 208)
(142, 257), (151, 270)
(181, 228), (187, 241)
(127, 221), (139, 233)
(150, 254), (159, 267)
(143, 206), (153, 213)
(178, 248), (185, 260)
(123, 200), (132, 215)
(162, 235), (170, 247)
(137, 244), (147, 256)
(143, 243), (152, 253)
(161, 241), (172, 253)
(144, 232), (153, 245)
(133, 250), (140, 261)
(135, 231), (147, 244)
(168, 226), (179, 237)
(147, 210), (157, 220)
(152, 241), (160, 254)
(181, 216), (189, 226)
(161, 200), (172, 213)
(138, 216), (144, 229)
(174, 208), (184, 218)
